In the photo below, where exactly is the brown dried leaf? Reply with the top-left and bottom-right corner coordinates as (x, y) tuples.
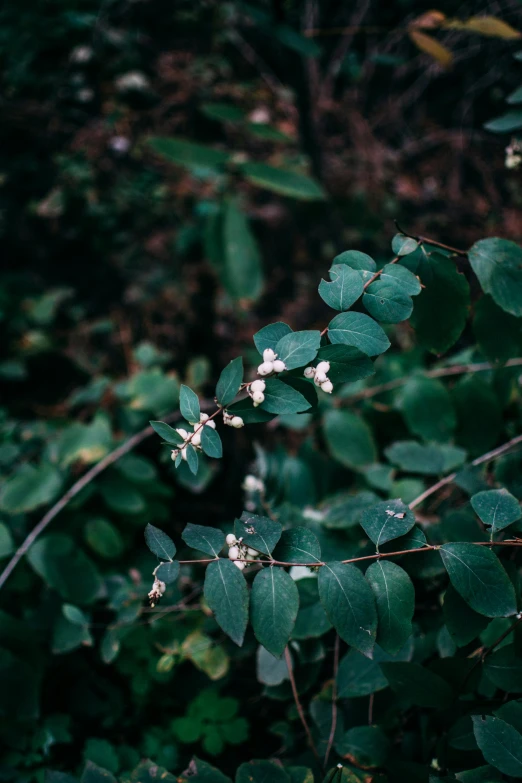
(409, 30), (453, 68)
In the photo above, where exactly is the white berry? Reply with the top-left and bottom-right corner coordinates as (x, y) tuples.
(250, 379), (266, 393)
(199, 413), (210, 422)
(171, 450), (178, 461)
(205, 419), (216, 429)
(321, 380), (333, 394)
(252, 391), (265, 406)
(314, 371), (328, 384)
(226, 533), (237, 546)
(258, 361), (274, 376)
(228, 545), (239, 560)
(316, 361), (330, 374)
(263, 348), (276, 363)
(175, 428), (189, 440)
(191, 430), (202, 447)
(234, 560), (246, 570)
(181, 447), (188, 461)
(272, 359), (286, 373)
(231, 416), (244, 428)
(303, 366), (315, 379)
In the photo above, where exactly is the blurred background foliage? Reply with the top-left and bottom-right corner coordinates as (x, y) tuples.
(1, 0), (522, 781)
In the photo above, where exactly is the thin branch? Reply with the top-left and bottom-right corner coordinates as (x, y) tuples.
(324, 633), (340, 766)
(342, 358), (522, 403)
(284, 646), (322, 767)
(363, 256), (399, 290)
(463, 613), (522, 688)
(394, 221), (467, 256)
(368, 693), (374, 725)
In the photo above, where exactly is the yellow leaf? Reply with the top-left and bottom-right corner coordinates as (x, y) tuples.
(445, 16), (521, 39)
(409, 31), (453, 68)
(409, 10), (446, 30)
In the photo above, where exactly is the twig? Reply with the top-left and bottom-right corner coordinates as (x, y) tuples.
(343, 358), (522, 403)
(324, 633), (340, 766)
(284, 646), (322, 767)
(368, 693), (374, 725)
(463, 613), (522, 687)
(363, 256), (399, 290)
(394, 221), (467, 256)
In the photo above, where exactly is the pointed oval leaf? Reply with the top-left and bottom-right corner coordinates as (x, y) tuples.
(380, 262), (422, 295)
(328, 312), (390, 357)
(251, 567), (299, 657)
(185, 443), (199, 475)
(155, 560), (179, 584)
(318, 264), (364, 311)
(361, 499), (416, 547)
(216, 357), (243, 407)
(253, 322), (293, 355)
(366, 561), (415, 654)
(148, 136), (231, 171)
(363, 281), (413, 323)
(144, 523), (175, 560)
(484, 645), (522, 692)
(204, 558), (249, 646)
(149, 421), (185, 445)
(235, 512), (282, 556)
(469, 238), (522, 317)
(260, 378), (311, 414)
(336, 649), (388, 697)
(380, 661), (453, 707)
(470, 489), (521, 533)
(273, 528), (322, 564)
(443, 583), (488, 647)
(318, 562), (377, 656)
(239, 161), (326, 201)
(440, 543), (517, 617)
(391, 234), (419, 256)
(200, 426), (223, 459)
(180, 385), (200, 424)
(315, 344), (374, 384)
(473, 716), (522, 777)
(324, 410), (377, 470)
(274, 330), (321, 370)
(182, 523), (225, 557)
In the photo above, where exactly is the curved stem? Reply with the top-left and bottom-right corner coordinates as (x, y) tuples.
(285, 646), (322, 768)
(324, 633), (340, 766)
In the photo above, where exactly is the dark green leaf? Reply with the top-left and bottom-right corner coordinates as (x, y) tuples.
(384, 440), (466, 475)
(260, 378), (311, 414)
(274, 330), (321, 370)
(453, 376), (503, 456)
(484, 646), (522, 692)
(473, 295), (522, 363)
(361, 499), (416, 547)
(80, 761), (117, 783)
(236, 759), (290, 783)
(148, 137), (231, 171)
(149, 421), (185, 445)
(222, 199), (263, 301)
(469, 237), (522, 317)
(443, 583), (488, 646)
(363, 281), (413, 323)
(484, 110), (522, 132)
(336, 649), (388, 697)
(251, 568), (299, 657)
(185, 444), (199, 475)
(216, 358), (243, 407)
(471, 489), (521, 533)
(235, 512), (282, 555)
(155, 560), (180, 584)
(144, 523), (176, 560)
(318, 562), (377, 656)
(201, 426), (223, 459)
(380, 662), (452, 707)
(315, 344), (374, 384)
(28, 534), (102, 605)
(455, 766), (502, 783)
(240, 162), (326, 201)
(328, 311), (391, 357)
(440, 543), (517, 617)
(273, 528), (322, 563)
(392, 234), (419, 256)
(182, 523), (225, 557)
(200, 102), (246, 123)
(180, 385), (200, 425)
(334, 250), (376, 272)
(366, 561), (414, 654)
(379, 262), (422, 295)
(0, 462), (63, 514)
(324, 410), (377, 469)
(226, 397), (275, 423)
(253, 322), (293, 355)
(318, 264), (364, 311)
(335, 726), (390, 768)
(399, 377), (456, 443)
(472, 715), (522, 777)
(204, 559), (249, 646)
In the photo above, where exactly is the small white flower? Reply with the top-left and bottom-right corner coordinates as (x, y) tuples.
(250, 379), (266, 393)
(316, 361), (330, 374)
(272, 359), (286, 373)
(303, 366), (315, 379)
(321, 380), (333, 394)
(231, 416), (244, 428)
(314, 371), (328, 385)
(258, 361), (274, 376)
(252, 391), (265, 406)
(263, 348), (276, 363)
(234, 560), (246, 570)
(226, 533), (237, 546)
(228, 545), (239, 560)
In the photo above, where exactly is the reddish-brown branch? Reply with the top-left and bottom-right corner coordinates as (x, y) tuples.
(324, 633), (340, 766)
(285, 646), (322, 767)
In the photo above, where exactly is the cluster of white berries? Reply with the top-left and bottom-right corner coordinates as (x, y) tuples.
(303, 361), (333, 394)
(248, 379), (266, 407)
(171, 413), (216, 461)
(222, 411), (245, 428)
(257, 348), (286, 377)
(505, 139), (522, 170)
(225, 533), (260, 571)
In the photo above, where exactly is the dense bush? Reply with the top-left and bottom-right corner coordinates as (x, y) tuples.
(2, 2), (522, 783)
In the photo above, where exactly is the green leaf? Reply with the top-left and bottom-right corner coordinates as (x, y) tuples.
(257, 644), (290, 685)
(185, 444), (199, 475)
(409, 252), (470, 353)
(439, 543), (517, 617)
(236, 759), (290, 783)
(182, 523), (225, 557)
(473, 295), (522, 364)
(335, 726), (390, 768)
(336, 649), (388, 697)
(200, 102), (246, 123)
(318, 264), (364, 311)
(507, 86), (522, 104)
(80, 761), (117, 783)
(324, 410), (377, 470)
(360, 499), (416, 547)
(253, 322), (293, 355)
(366, 561), (414, 654)
(28, 534), (102, 605)
(469, 238), (522, 317)
(471, 489), (521, 534)
(363, 281), (413, 323)
(63, 603), (89, 626)
(484, 110), (522, 132)
(495, 699), (522, 734)
(328, 312), (391, 357)
(180, 385), (200, 424)
(273, 528), (322, 563)
(398, 377), (456, 442)
(201, 427), (223, 459)
(334, 250), (376, 272)
(293, 600), (332, 639)
(384, 440), (466, 475)
(99, 475), (145, 515)
(216, 358), (243, 407)
(274, 330), (321, 370)
(251, 567), (299, 657)
(379, 262), (422, 295)
(84, 518), (124, 560)
(178, 757), (232, 783)
(453, 376), (503, 456)
(260, 378), (311, 414)
(240, 161), (326, 201)
(443, 583), (488, 646)
(148, 136), (230, 171)
(315, 345), (374, 384)
(204, 559), (249, 646)
(226, 397), (275, 424)
(235, 512), (282, 555)
(144, 523), (175, 560)
(155, 560), (179, 584)
(455, 766), (503, 783)
(380, 662), (453, 707)
(392, 234), (419, 256)
(222, 199), (263, 301)
(473, 716), (522, 777)
(484, 645), (522, 692)
(0, 462), (63, 514)
(0, 523), (14, 559)
(318, 562), (377, 656)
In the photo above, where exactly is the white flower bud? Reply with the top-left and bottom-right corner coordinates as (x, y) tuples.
(303, 366), (315, 379)
(272, 360), (286, 373)
(252, 391), (265, 406)
(231, 416), (244, 428)
(226, 533), (237, 546)
(263, 348), (276, 363)
(175, 428), (189, 440)
(321, 380), (334, 394)
(228, 545), (239, 560)
(258, 361), (274, 376)
(314, 371), (328, 384)
(234, 560), (246, 570)
(316, 361), (331, 374)
(250, 379), (266, 393)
